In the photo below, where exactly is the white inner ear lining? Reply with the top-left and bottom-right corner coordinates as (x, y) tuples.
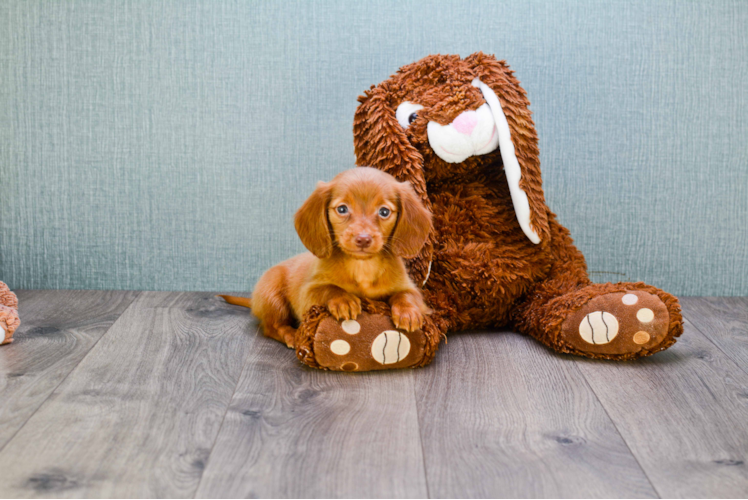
(471, 78), (541, 244)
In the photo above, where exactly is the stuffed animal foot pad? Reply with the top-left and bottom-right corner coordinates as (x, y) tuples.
(295, 304), (442, 371)
(312, 313), (426, 371)
(560, 291), (671, 358)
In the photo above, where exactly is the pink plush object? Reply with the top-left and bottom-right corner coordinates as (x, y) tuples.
(0, 281), (20, 345)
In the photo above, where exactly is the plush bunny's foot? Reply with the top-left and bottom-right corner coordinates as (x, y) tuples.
(559, 290), (675, 359)
(313, 313), (424, 371)
(0, 304), (20, 345)
(1, 327), (13, 345)
(296, 303), (442, 371)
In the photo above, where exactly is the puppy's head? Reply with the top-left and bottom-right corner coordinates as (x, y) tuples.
(294, 167), (431, 260)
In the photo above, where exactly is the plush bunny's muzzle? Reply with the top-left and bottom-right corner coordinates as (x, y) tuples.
(426, 103), (499, 163)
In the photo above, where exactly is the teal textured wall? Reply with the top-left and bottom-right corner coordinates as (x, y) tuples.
(1, 0), (746, 295)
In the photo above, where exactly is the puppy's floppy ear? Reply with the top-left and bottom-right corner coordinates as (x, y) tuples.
(391, 181), (432, 259)
(294, 181), (333, 259)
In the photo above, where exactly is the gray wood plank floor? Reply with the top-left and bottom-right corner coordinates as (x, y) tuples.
(0, 290), (139, 450)
(0, 293), (746, 498)
(415, 331), (657, 498)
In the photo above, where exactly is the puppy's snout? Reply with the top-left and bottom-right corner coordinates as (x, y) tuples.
(355, 234), (373, 249)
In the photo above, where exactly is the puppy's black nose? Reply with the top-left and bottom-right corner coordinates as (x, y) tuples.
(355, 234), (372, 249)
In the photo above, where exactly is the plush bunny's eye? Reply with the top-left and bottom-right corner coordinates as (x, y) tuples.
(396, 101), (424, 129)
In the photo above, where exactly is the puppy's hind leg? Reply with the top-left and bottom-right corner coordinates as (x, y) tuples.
(250, 266), (298, 348)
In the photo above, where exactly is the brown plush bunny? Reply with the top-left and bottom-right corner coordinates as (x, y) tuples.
(0, 281), (20, 345)
(295, 53), (682, 371)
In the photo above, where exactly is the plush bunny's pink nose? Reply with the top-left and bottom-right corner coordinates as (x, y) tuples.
(452, 110), (478, 135)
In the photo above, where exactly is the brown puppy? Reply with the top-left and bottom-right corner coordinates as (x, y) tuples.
(221, 167), (432, 348)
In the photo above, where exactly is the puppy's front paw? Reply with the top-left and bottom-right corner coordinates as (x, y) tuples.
(327, 294), (362, 321)
(391, 304), (423, 332)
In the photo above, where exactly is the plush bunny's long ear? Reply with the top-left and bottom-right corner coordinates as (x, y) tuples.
(466, 53), (550, 244)
(354, 86), (434, 285)
(353, 86), (429, 208)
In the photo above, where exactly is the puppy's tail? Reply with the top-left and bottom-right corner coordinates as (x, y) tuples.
(217, 295), (252, 310)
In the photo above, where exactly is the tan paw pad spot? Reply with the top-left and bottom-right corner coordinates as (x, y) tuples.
(341, 362), (358, 371)
(636, 308), (655, 323)
(579, 311), (619, 345)
(371, 330), (411, 365)
(622, 293), (639, 305)
(341, 319), (361, 334)
(330, 339), (351, 355)
(633, 331), (650, 344)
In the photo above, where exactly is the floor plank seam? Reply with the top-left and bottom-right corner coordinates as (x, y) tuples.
(570, 359), (662, 499)
(0, 291), (142, 456)
(680, 305), (748, 378)
(412, 372), (432, 499)
(192, 324), (261, 499)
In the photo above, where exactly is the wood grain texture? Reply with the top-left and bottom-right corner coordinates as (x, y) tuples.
(575, 318), (748, 498)
(680, 297), (748, 374)
(0, 292), (255, 498)
(414, 330), (656, 498)
(195, 339), (428, 498)
(3, 292), (748, 498)
(0, 290), (139, 451)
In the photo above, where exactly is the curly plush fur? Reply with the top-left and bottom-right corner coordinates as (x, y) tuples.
(0, 281), (20, 345)
(292, 52), (682, 368)
(347, 52), (683, 361)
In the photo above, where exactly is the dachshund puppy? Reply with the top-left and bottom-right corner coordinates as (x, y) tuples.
(221, 167), (432, 348)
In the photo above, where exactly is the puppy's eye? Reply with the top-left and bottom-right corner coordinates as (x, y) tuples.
(396, 101), (424, 129)
(336, 205), (349, 215)
(378, 207), (391, 218)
